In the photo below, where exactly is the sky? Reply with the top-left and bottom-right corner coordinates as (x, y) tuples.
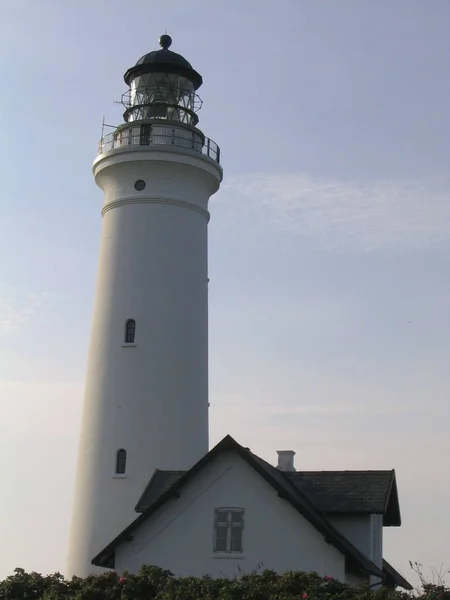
(0, 0), (449, 588)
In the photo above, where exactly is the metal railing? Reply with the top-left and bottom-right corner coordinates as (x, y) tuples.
(98, 125), (220, 164)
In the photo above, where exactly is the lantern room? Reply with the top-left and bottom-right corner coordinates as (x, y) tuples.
(122, 34), (203, 126)
(97, 35), (220, 164)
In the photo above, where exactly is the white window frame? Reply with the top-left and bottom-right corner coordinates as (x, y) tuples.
(213, 507), (244, 554)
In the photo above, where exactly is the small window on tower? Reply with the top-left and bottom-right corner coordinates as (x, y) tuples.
(116, 449), (127, 474)
(125, 319), (136, 344)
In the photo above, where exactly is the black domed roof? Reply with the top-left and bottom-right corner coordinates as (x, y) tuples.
(135, 49), (193, 70)
(124, 35), (203, 89)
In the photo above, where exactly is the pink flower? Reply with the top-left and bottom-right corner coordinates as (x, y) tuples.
(302, 593), (308, 599)
(119, 576), (127, 583)
(324, 575), (334, 581)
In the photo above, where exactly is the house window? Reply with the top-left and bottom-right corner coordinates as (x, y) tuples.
(116, 449), (127, 474)
(125, 319), (136, 344)
(213, 508), (244, 553)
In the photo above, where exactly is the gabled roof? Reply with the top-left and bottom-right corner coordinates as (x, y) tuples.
(135, 467), (401, 527)
(285, 471), (401, 526)
(383, 559), (413, 590)
(92, 435), (383, 579)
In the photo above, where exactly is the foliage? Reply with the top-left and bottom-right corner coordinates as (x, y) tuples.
(0, 565), (448, 600)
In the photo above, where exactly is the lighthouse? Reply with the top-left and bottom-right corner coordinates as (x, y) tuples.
(67, 35), (223, 577)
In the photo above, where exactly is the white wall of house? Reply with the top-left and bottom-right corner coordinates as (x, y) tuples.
(369, 514), (383, 587)
(370, 514), (383, 569)
(328, 516), (371, 557)
(114, 451), (346, 580)
(328, 514), (383, 587)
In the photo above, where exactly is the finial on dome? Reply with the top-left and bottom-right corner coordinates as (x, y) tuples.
(159, 34), (172, 50)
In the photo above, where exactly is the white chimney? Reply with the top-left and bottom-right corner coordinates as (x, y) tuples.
(277, 450), (296, 472)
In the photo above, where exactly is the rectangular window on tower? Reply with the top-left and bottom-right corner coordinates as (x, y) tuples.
(213, 508), (244, 554)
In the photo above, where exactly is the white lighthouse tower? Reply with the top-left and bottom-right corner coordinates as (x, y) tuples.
(67, 35), (222, 577)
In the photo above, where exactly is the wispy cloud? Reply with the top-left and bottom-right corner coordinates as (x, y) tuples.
(218, 174), (450, 252)
(0, 285), (48, 332)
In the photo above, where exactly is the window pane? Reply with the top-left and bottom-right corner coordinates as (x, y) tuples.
(125, 319), (136, 343)
(231, 519), (243, 553)
(230, 535), (243, 553)
(231, 511), (244, 525)
(215, 525), (228, 539)
(215, 510), (228, 523)
(231, 525), (242, 538)
(214, 537), (227, 552)
(116, 449), (127, 474)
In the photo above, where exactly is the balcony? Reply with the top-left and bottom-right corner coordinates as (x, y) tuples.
(97, 123), (220, 164)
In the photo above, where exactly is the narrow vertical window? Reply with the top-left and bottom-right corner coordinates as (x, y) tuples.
(116, 449), (127, 474)
(125, 319), (136, 344)
(213, 508), (244, 553)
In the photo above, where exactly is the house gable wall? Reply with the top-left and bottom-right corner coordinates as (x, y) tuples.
(328, 514), (383, 588)
(115, 450), (346, 579)
(328, 515), (371, 557)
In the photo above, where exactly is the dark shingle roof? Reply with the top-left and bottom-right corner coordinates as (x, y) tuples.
(135, 468), (400, 527)
(93, 435), (383, 580)
(284, 471), (401, 526)
(135, 470), (185, 513)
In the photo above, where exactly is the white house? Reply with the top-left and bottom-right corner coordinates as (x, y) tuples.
(92, 435), (412, 590)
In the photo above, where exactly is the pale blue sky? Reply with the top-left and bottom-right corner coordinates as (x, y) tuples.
(0, 0), (449, 586)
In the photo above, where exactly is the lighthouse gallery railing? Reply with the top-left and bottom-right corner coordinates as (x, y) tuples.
(98, 124), (220, 164)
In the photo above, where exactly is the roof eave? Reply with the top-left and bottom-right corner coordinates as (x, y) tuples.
(134, 469), (161, 513)
(382, 559), (413, 590)
(383, 471), (402, 527)
(123, 63), (203, 89)
(92, 550), (115, 569)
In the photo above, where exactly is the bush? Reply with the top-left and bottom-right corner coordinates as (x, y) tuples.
(0, 565), (447, 600)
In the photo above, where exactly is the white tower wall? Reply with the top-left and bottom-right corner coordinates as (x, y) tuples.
(67, 145), (222, 577)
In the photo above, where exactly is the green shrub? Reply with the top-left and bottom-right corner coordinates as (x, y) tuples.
(0, 565), (446, 600)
